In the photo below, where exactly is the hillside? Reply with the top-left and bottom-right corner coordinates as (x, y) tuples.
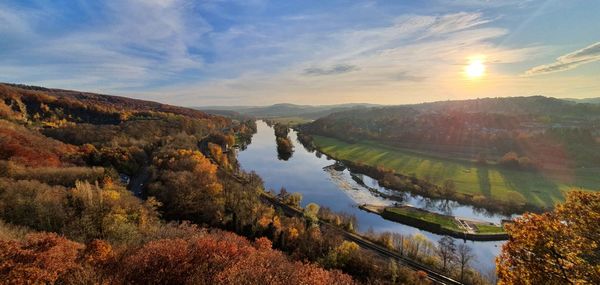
(408, 96), (600, 118)
(563, 97), (600, 104)
(0, 83), (426, 285)
(303, 96), (600, 163)
(2, 83), (223, 122)
(300, 96), (600, 213)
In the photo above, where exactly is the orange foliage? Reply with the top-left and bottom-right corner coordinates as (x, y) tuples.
(0, 233), (83, 284)
(81, 239), (114, 264)
(121, 231), (355, 285)
(0, 121), (78, 167)
(497, 191), (600, 284)
(208, 142), (230, 169)
(0, 229), (354, 285)
(149, 149), (225, 223)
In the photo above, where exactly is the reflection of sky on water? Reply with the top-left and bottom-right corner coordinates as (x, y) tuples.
(238, 120), (503, 274)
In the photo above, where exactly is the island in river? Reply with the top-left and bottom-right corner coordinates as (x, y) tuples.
(360, 204), (508, 241)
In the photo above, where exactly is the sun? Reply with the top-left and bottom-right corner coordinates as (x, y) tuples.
(465, 59), (485, 79)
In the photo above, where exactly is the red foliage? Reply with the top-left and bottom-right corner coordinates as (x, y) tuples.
(0, 122), (77, 167)
(121, 231), (355, 285)
(0, 233), (83, 284)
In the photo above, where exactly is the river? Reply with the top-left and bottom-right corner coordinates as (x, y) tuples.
(238, 120), (505, 274)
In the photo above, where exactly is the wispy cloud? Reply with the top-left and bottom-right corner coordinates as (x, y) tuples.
(0, 0), (209, 90)
(303, 64), (359, 76)
(392, 72), (425, 82)
(153, 12), (544, 105)
(525, 42), (600, 75)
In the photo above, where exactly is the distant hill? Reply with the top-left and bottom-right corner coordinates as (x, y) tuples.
(197, 103), (380, 120)
(302, 95), (600, 167)
(562, 97), (600, 104)
(405, 96), (600, 118)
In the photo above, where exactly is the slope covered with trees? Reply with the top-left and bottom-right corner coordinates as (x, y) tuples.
(0, 83), (434, 284)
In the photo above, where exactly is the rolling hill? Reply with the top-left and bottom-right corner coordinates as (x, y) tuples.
(197, 103), (379, 120)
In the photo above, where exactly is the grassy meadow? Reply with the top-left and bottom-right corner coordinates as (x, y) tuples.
(313, 135), (599, 208)
(385, 207), (462, 232)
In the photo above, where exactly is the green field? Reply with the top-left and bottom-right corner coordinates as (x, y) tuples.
(476, 224), (506, 234)
(385, 207), (461, 231)
(313, 135), (600, 208)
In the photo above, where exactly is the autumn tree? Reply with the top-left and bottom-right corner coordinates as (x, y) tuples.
(497, 191), (600, 284)
(304, 203), (320, 225)
(276, 137), (294, 161)
(0, 233), (83, 284)
(120, 231), (355, 285)
(208, 142), (230, 169)
(148, 149), (224, 225)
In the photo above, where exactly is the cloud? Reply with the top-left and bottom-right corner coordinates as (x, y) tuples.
(303, 64), (359, 76)
(0, 0), (209, 91)
(525, 42), (600, 75)
(392, 72), (425, 82)
(2, 1), (579, 106)
(150, 11), (545, 106)
(425, 12), (491, 36)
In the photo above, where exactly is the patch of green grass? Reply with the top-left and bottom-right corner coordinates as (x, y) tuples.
(475, 224), (505, 234)
(385, 207), (461, 231)
(313, 135), (599, 208)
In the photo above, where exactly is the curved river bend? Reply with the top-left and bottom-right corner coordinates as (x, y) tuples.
(238, 121), (506, 273)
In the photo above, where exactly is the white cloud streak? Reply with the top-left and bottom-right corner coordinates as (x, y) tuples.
(525, 42), (600, 75)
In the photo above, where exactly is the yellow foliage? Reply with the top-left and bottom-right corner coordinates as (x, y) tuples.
(102, 190), (121, 201)
(288, 227), (299, 240)
(336, 241), (359, 256)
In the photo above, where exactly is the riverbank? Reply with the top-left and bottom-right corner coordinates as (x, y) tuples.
(360, 204), (508, 241)
(304, 134), (560, 215)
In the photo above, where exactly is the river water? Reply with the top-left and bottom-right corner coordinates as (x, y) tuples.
(238, 120), (505, 274)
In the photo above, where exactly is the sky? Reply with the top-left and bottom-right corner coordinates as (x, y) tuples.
(1, 0), (599, 106)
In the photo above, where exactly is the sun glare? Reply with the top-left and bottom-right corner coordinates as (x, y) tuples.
(465, 59), (485, 79)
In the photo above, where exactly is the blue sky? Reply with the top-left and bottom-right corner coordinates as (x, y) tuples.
(1, 0), (599, 106)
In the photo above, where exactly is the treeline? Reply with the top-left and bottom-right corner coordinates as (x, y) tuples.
(0, 224), (354, 284)
(272, 188), (492, 284)
(340, 156), (540, 215)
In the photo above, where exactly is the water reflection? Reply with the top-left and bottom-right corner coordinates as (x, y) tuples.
(237, 120), (503, 273)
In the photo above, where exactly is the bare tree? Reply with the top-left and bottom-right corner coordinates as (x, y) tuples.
(437, 236), (456, 272)
(457, 243), (475, 282)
